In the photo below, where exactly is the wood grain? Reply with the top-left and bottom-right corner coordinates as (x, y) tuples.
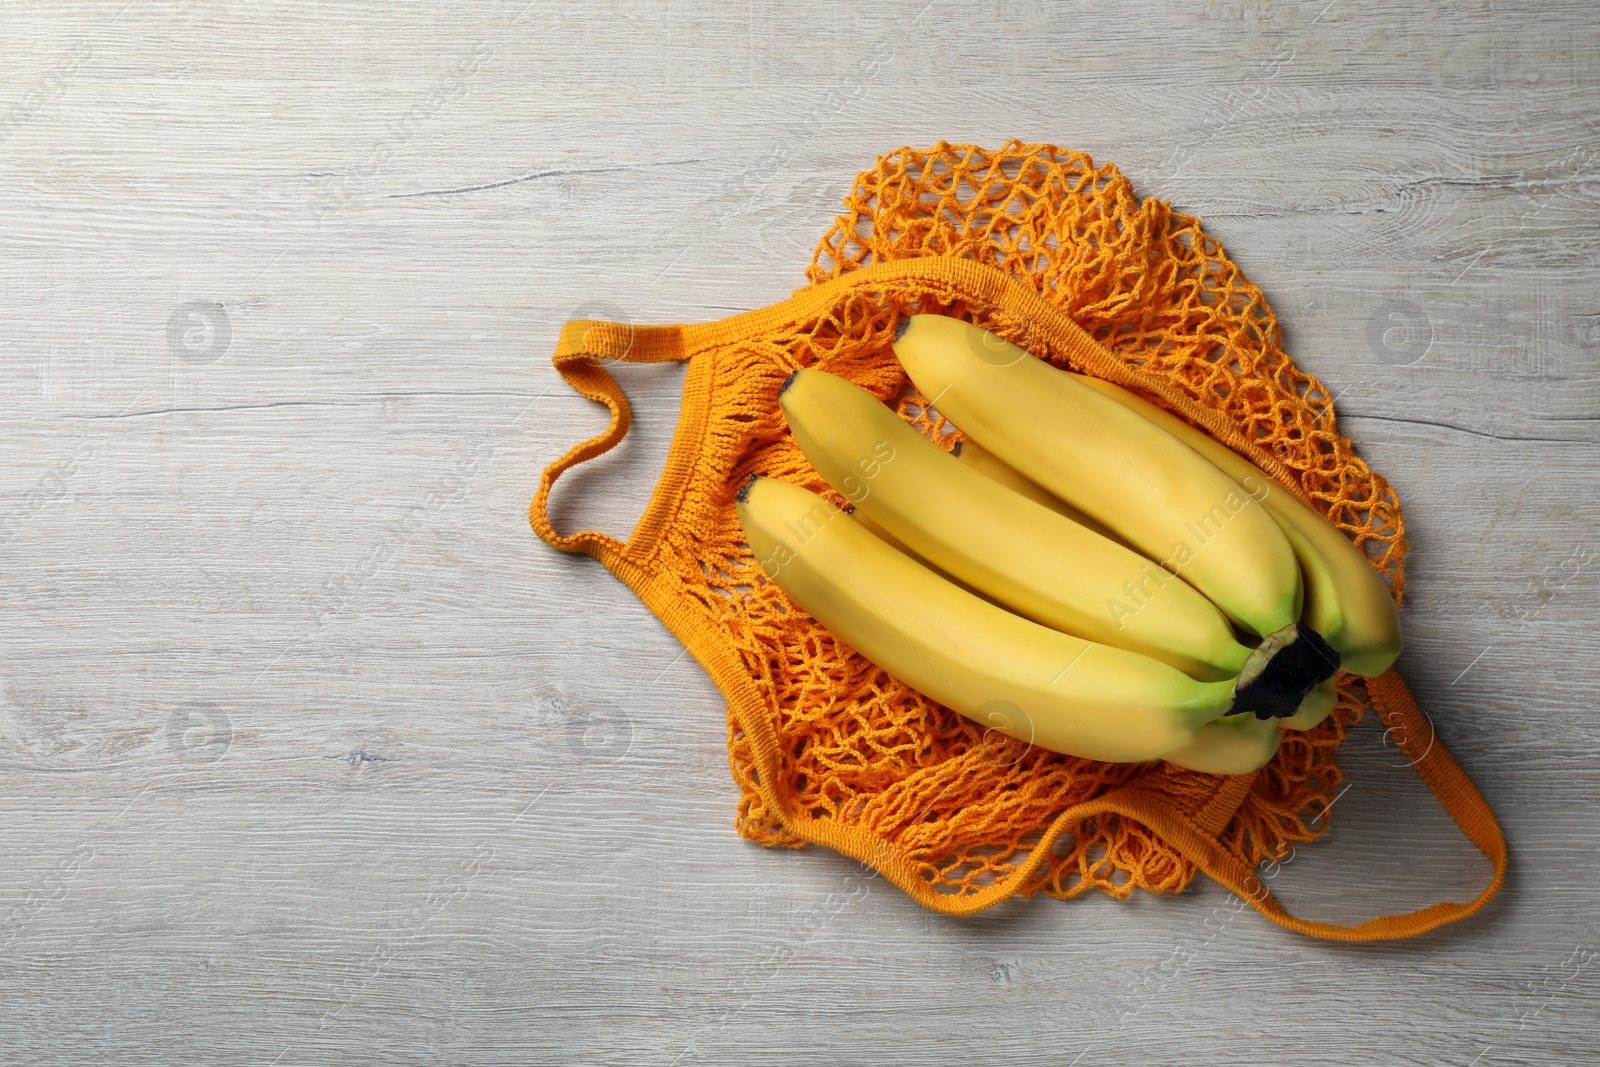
(2, 1), (1597, 1063)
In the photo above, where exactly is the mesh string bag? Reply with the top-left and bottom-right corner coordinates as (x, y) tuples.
(530, 142), (1506, 940)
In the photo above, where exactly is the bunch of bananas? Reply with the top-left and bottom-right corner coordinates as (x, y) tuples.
(736, 314), (1402, 774)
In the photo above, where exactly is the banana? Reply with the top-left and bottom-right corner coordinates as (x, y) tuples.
(845, 506), (1005, 607)
(736, 475), (1238, 764)
(946, 439), (1342, 716)
(892, 314), (1304, 642)
(944, 435), (1339, 730)
(1071, 374), (1403, 677)
(779, 369), (1251, 681)
(950, 446), (1336, 730)
(951, 438), (1124, 543)
(1279, 676), (1337, 732)
(1162, 710), (1283, 774)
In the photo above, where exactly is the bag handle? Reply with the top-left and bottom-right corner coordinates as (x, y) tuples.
(529, 258), (1508, 939)
(528, 320), (695, 569)
(1160, 669), (1507, 941)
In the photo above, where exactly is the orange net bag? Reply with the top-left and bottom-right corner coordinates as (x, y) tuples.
(530, 142), (1505, 940)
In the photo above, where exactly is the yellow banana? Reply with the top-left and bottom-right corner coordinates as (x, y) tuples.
(946, 437), (1341, 729)
(951, 438), (1124, 544)
(736, 475), (1238, 764)
(845, 507), (1003, 607)
(1162, 710), (1283, 774)
(1072, 374), (1403, 677)
(1279, 676), (1337, 732)
(892, 314), (1304, 642)
(779, 369), (1251, 681)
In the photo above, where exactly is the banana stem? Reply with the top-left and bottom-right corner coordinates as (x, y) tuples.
(1229, 624), (1340, 720)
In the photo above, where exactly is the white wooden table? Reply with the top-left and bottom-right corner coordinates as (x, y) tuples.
(3, 2), (1597, 1063)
